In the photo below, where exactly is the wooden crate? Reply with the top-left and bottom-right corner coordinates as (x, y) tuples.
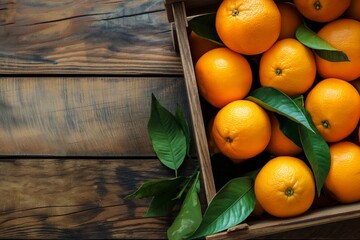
(164, 0), (360, 239)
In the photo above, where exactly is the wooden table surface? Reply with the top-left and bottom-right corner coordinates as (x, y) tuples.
(0, 0), (359, 239)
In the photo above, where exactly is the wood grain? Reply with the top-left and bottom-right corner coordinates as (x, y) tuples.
(165, 0), (221, 22)
(172, 1), (216, 204)
(0, 77), (189, 156)
(253, 218), (360, 239)
(0, 0), (182, 75)
(207, 202), (360, 240)
(0, 158), (197, 239)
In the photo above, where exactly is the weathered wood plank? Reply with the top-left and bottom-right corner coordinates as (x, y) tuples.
(0, 158), (197, 239)
(253, 218), (360, 239)
(0, 0), (182, 75)
(208, 201), (360, 240)
(0, 158), (358, 239)
(171, 2), (216, 203)
(0, 77), (189, 156)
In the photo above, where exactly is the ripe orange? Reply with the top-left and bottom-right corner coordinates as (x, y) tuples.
(324, 141), (360, 203)
(189, 31), (220, 64)
(315, 19), (360, 81)
(343, 0), (360, 21)
(277, 2), (304, 40)
(195, 47), (252, 108)
(215, 0), (281, 55)
(212, 100), (271, 161)
(305, 78), (360, 142)
(255, 156), (315, 218)
(293, 0), (351, 22)
(259, 38), (316, 96)
(266, 113), (303, 156)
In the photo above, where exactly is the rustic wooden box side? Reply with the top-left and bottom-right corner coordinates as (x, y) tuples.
(165, 0), (220, 22)
(170, 1), (217, 203)
(165, 0), (360, 239)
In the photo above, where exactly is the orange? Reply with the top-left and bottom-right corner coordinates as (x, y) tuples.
(259, 38), (316, 96)
(212, 100), (271, 161)
(324, 141), (360, 203)
(195, 47), (252, 108)
(305, 78), (360, 143)
(293, 0), (351, 22)
(266, 113), (303, 156)
(255, 156), (315, 218)
(315, 19), (360, 81)
(215, 0), (281, 55)
(188, 31), (220, 64)
(344, 0), (360, 21)
(277, 2), (304, 40)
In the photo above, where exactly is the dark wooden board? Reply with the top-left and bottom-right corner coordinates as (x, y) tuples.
(0, 0), (182, 75)
(0, 158), (357, 240)
(0, 158), (197, 239)
(253, 218), (360, 239)
(0, 77), (189, 157)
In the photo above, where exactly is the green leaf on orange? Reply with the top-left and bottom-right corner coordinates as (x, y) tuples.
(247, 87), (314, 133)
(275, 113), (302, 148)
(299, 109), (331, 197)
(188, 13), (223, 45)
(295, 24), (349, 62)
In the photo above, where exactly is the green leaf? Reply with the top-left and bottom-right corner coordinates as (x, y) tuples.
(299, 109), (331, 196)
(145, 193), (178, 217)
(247, 87), (314, 133)
(191, 177), (255, 239)
(175, 105), (191, 159)
(275, 113), (302, 148)
(148, 94), (187, 175)
(167, 172), (202, 240)
(292, 95), (305, 108)
(125, 176), (187, 199)
(188, 13), (223, 45)
(174, 167), (199, 200)
(295, 24), (349, 62)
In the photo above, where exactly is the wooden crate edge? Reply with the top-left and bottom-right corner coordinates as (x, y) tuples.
(171, 2), (217, 203)
(164, 0), (221, 22)
(206, 202), (360, 240)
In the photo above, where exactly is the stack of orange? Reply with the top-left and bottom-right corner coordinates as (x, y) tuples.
(190, 0), (360, 219)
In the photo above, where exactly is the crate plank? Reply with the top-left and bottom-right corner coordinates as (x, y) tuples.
(207, 202), (360, 239)
(0, 77), (189, 156)
(0, 158), (196, 239)
(0, 0), (182, 75)
(171, 1), (216, 204)
(253, 218), (360, 239)
(165, 0), (221, 22)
